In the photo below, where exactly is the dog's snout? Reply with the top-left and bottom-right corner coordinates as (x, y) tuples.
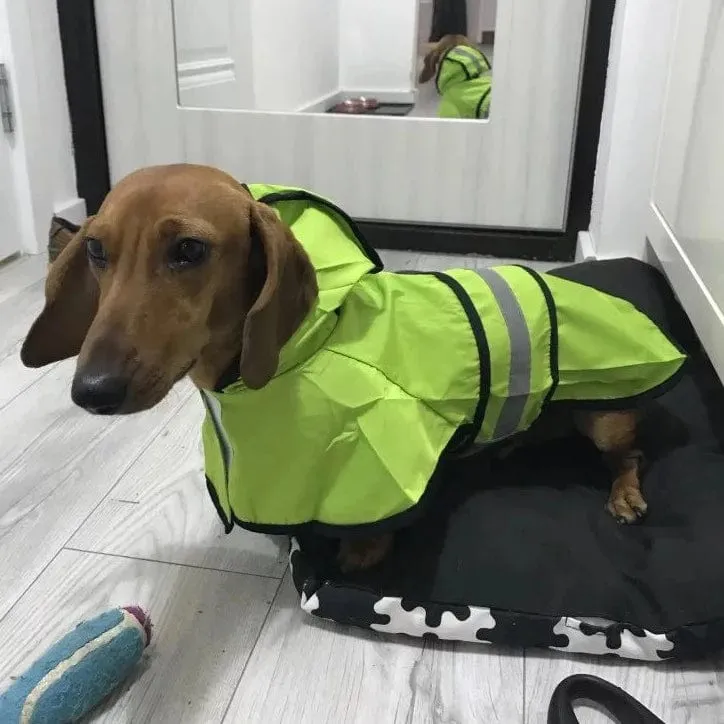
(71, 371), (129, 415)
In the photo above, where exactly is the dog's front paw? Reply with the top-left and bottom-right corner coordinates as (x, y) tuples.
(337, 534), (393, 573)
(606, 488), (648, 524)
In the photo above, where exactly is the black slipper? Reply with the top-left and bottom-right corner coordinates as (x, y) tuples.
(48, 216), (80, 263)
(547, 674), (666, 724)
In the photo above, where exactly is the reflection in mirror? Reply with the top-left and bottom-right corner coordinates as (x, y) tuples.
(172, 0), (495, 119)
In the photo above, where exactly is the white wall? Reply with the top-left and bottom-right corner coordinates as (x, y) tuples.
(587, 0), (679, 260)
(418, 0), (433, 48)
(174, 0), (339, 112)
(480, 0), (498, 33)
(338, 0), (418, 96)
(251, 0), (339, 112)
(469, 0), (497, 40)
(173, 0), (418, 110)
(676, 4), (724, 242)
(0, 0), (81, 254)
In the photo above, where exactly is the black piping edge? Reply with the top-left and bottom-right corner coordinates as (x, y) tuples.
(546, 361), (690, 412)
(224, 458), (453, 540)
(435, 50), (472, 94)
(546, 260), (690, 360)
(430, 272), (491, 453)
(517, 266), (560, 409)
(257, 190), (384, 272)
(208, 270), (488, 539)
(517, 264), (690, 412)
(395, 270), (491, 455)
(475, 87), (492, 119)
(205, 476), (233, 534)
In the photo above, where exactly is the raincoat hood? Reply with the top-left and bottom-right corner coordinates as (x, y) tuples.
(435, 44), (492, 118)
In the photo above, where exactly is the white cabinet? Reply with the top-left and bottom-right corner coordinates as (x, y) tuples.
(648, 0), (724, 380)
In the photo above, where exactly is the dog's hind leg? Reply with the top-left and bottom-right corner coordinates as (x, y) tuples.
(337, 534), (394, 573)
(576, 410), (647, 524)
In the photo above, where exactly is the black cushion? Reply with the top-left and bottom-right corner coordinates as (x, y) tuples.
(290, 262), (723, 661)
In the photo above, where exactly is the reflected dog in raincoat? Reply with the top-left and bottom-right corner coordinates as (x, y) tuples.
(21, 165), (687, 572)
(419, 34), (493, 119)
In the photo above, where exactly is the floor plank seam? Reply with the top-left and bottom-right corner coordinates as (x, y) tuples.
(0, 362), (57, 413)
(219, 574), (288, 723)
(63, 546), (290, 581)
(0, 545), (68, 628)
(0, 382), (97, 478)
(0, 413), (124, 495)
(58, 388), (196, 545)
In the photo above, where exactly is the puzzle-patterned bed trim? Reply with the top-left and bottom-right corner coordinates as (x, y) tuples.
(288, 540), (724, 662)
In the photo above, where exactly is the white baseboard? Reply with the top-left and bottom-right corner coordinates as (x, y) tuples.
(342, 89), (416, 105)
(53, 197), (87, 225)
(575, 230), (597, 261)
(297, 89), (417, 113)
(296, 90), (344, 114)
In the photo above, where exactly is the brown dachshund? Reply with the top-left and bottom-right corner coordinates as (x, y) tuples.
(21, 164), (647, 572)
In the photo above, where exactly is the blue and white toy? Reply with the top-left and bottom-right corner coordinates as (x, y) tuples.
(0, 606), (152, 723)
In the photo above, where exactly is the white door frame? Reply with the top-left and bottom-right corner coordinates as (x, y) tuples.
(646, 0), (724, 380)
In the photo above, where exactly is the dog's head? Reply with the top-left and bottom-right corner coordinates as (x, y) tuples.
(418, 34), (473, 84)
(21, 164), (317, 414)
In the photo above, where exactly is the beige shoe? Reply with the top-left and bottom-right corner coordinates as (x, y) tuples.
(48, 216), (80, 263)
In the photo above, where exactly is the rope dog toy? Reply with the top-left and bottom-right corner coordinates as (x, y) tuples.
(0, 606), (151, 723)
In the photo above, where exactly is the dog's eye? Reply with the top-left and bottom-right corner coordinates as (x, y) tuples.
(85, 238), (108, 269)
(168, 237), (208, 269)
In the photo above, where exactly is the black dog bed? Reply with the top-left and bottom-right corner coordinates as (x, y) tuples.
(288, 265), (724, 662)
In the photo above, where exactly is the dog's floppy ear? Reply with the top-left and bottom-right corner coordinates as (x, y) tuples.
(239, 203), (318, 389)
(21, 220), (99, 368)
(419, 35), (469, 84)
(419, 43), (442, 84)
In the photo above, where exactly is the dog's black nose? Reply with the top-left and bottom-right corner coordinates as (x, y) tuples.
(71, 372), (128, 414)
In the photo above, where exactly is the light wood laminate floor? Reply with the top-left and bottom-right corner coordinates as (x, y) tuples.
(0, 251), (721, 723)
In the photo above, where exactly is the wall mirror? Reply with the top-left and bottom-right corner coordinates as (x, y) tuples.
(93, 0), (597, 249)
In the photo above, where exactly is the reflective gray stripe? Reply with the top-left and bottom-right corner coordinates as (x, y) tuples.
(200, 390), (233, 487)
(449, 46), (486, 76)
(476, 268), (532, 440)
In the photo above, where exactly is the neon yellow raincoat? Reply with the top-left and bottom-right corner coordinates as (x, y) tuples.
(201, 186), (687, 536)
(436, 44), (492, 119)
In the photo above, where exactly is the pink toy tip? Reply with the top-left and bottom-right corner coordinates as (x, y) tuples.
(123, 605), (152, 646)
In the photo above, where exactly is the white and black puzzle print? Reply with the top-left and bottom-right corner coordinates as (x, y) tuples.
(288, 279), (724, 662)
